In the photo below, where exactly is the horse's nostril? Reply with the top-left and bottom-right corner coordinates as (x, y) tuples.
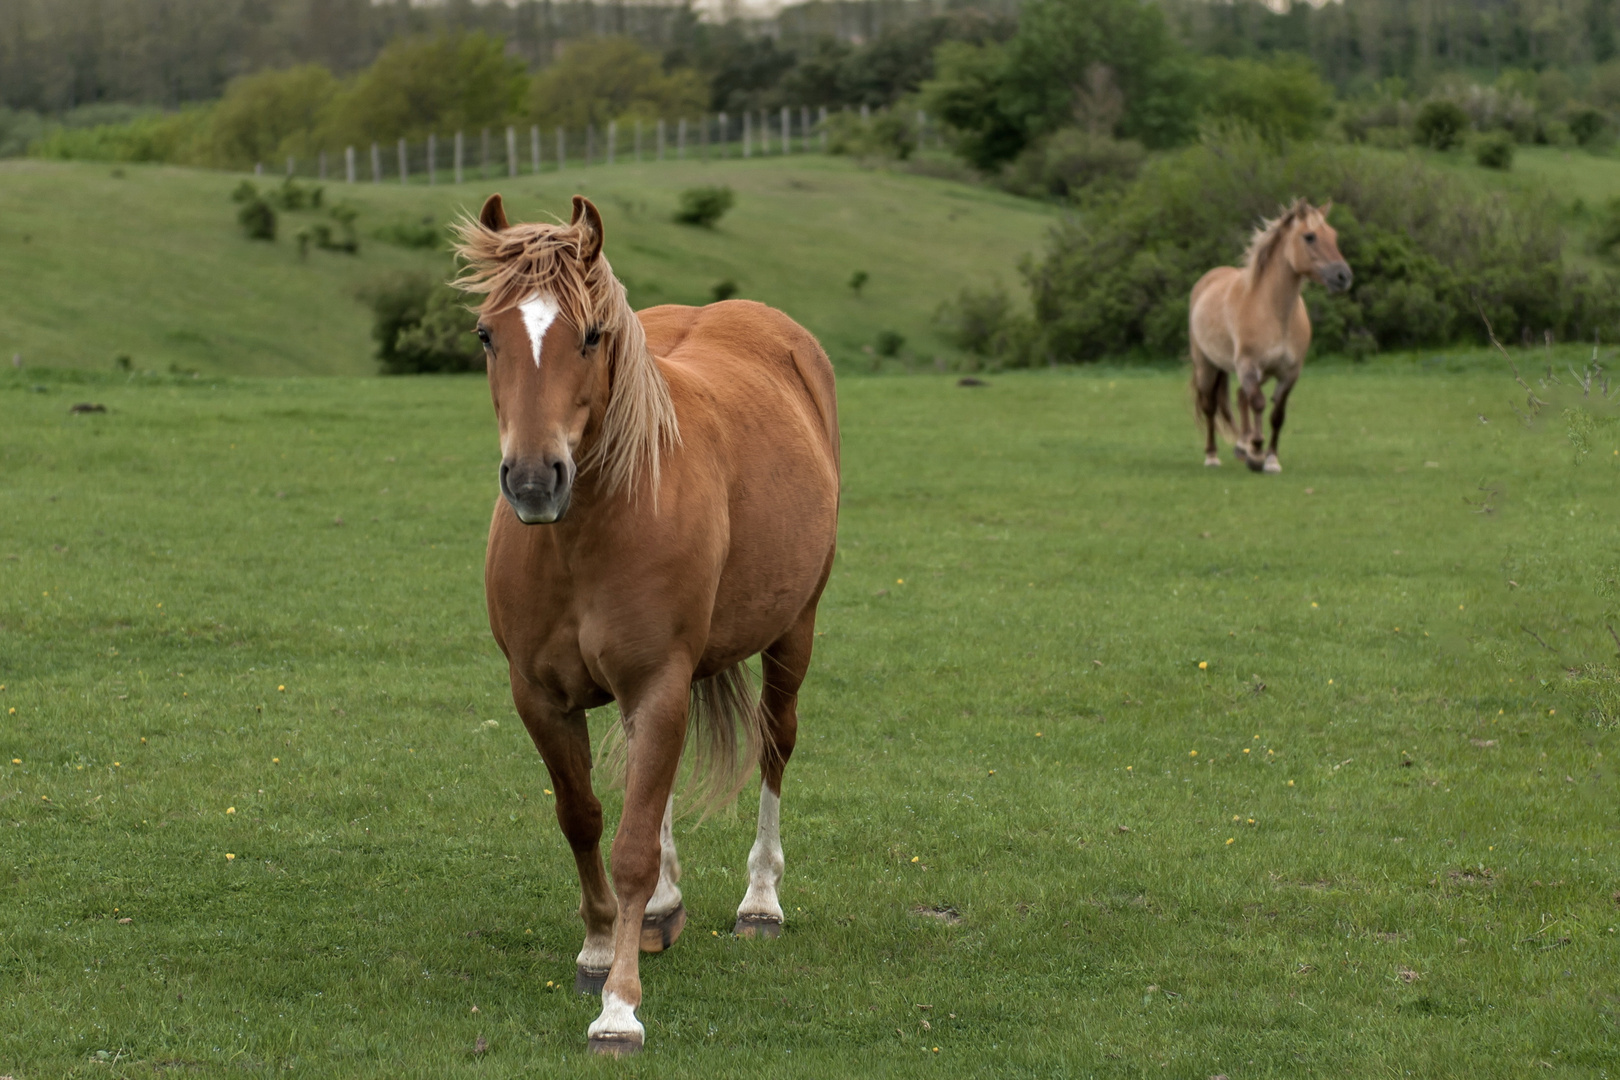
(551, 460), (567, 491)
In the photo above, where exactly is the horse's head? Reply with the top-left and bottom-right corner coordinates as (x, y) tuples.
(1283, 200), (1353, 294)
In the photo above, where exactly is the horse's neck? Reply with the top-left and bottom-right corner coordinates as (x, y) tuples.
(1250, 249), (1304, 327)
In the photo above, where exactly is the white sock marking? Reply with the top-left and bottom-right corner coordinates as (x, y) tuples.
(737, 786), (784, 922)
(576, 934), (614, 972)
(646, 793), (683, 918)
(587, 990), (644, 1042)
(519, 293), (560, 368)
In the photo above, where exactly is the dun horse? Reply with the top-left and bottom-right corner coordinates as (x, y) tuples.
(1189, 199), (1352, 472)
(453, 194), (840, 1054)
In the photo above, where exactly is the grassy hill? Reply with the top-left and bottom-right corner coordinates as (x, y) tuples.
(0, 156), (1058, 378)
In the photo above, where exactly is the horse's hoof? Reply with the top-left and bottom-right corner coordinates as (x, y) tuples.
(1204, 454), (1221, 467)
(1244, 452), (1266, 473)
(640, 903), (686, 953)
(574, 966), (609, 995)
(587, 1033), (643, 1057)
(1232, 444), (1248, 461)
(1263, 456), (1282, 474)
(733, 914), (783, 939)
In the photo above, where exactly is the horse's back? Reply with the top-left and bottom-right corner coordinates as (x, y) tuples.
(640, 301), (838, 465)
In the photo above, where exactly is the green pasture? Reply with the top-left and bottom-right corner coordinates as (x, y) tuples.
(3, 356), (1618, 1078)
(0, 156), (1055, 378)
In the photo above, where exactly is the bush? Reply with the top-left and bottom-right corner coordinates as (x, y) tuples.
(1569, 109), (1607, 146)
(231, 182), (277, 241)
(1196, 55), (1334, 144)
(875, 329), (906, 357)
(374, 216), (441, 250)
(1475, 131), (1515, 169)
(674, 186), (735, 228)
(363, 272), (484, 374)
(1001, 129), (1145, 199)
(1016, 130), (1618, 364)
(1414, 100), (1470, 149)
(823, 107), (917, 160)
(268, 177), (323, 211)
(934, 283), (1022, 358)
(711, 279), (739, 302)
(313, 204), (360, 254)
(1594, 197), (1620, 261)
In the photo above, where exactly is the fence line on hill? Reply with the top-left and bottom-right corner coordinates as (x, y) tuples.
(257, 106), (939, 185)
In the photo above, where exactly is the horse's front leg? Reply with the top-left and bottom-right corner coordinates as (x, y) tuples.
(588, 665), (692, 1056)
(510, 682), (618, 993)
(1237, 366), (1267, 472)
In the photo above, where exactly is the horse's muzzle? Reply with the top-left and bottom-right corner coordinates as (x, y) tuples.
(1321, 262), (1353, 294)
(501, 456), (573, 524)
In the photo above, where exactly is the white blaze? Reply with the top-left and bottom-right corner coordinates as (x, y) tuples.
(737, 786), (784, 922)
(519, 293), (560, 368)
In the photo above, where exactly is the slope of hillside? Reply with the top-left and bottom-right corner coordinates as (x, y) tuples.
(0, 156), (1058, 377)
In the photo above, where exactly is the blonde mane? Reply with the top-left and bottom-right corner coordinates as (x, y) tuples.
(450, 214), (679, 501)
(1243, 198), (1311, 282)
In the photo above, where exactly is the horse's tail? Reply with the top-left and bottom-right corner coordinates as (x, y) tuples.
(594, 661), (768, 819)
(684, 662), (769, 817)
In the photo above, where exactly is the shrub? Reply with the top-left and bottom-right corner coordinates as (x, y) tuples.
(849, 270), (869, 295)
(673, 185), (735, 228)
(1569, 109), (1607, 146)
(711, 279), (739, 302)
(823, 107), (916, 160)
(1001, 129), (1145, 199)
(312, 204), (359, 254)
(268, 177), (322, 211)
(374, 216), (441, 250)
(1196, 55), (1334, 144)
(1594, 197), (1620, 260)
(1475, 131), (1514, 169)
(1016, 130), (1618, 364)
(232, 182), (277, 241)
(875, 329), (906, 357)
(363, 272), (483, 374)
(1414, 100), (1470, 149)
(935, 283), (1019, 357)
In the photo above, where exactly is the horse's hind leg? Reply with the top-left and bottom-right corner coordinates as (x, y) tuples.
(511, 685), (618, 995)
(639, 794), (686, 952)
(1191, 351), (1222, 467)
(734, 604), (815, 938)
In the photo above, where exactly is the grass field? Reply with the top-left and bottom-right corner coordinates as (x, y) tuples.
(4, 353), (1619, 1077)
(0, 156), (1056, 378)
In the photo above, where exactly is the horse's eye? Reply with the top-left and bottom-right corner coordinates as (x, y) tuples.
(583, 326), (602, 348)
(475, 327), (492, 347)
(1303, 232), (1317, 244)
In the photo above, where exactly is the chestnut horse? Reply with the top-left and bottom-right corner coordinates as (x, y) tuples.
(1189, 198), (1352, 473)
(452, 194), (840, 1055)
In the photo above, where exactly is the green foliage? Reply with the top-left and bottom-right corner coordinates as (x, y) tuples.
(1475, 131), (1515, 170)
(935, 282), (1020, 358)
(0, 106), (46, 157)
(30, 108), (212, 163)
(326, 33), (526, 145)
(926, 0), (1195, 170)
(673, 185), (735, 228)
(267, 177), (323, 212)
(312, 204), (360, 255)
(848, 269), (869, 295)
(1414, 100), (1470, 150)
(874, 328), (906, 356)
(529, 37), (707, 130)
(1001, 129), (1145, 200)
(823, 107), (916, 160)
(363, 272), (482, 374)
(1594, 197), (1620, 260)
(231, 181), (277, 241)
(1568, 108), (1607, 146)
(373, 216), (442, 250)
(1015, 131), (1618, 364)
(1196, 55), (1334, 143)
(710, 278), (739, 302)
(206, 64), (339, 169)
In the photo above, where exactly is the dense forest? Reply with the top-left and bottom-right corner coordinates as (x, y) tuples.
(1, 0), (1615, 116)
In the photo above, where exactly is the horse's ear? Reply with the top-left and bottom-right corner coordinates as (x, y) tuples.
(1319, 198), (1333, 217)
(571, 195), (604, 263)
(479, 193), (508, 232)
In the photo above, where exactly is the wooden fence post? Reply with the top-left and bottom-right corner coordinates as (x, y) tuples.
(255, 162), (263, 176)
(743, 112), (752, 158)
(676, 118), (686, 160)
(608, 120), (617, 165)
(556, 128), (566, 170)
(917, 110), (927, 153)
(506, 126), (517, 177)
(428, 134), (437, 185)
(480, 128), (490, 179)
(781, 106), (790, 154)
(657, 119), (666, 160)
(587, 124), (596, 165)
(531, 125), (541, 174)
(801, 106), (811, 152)
(370, 143), (380, 182)
(398, 138), (408, 184)
(819, 106), (828, 152)
(454, 131), (463, 185)
(286, 155), (295, 177)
